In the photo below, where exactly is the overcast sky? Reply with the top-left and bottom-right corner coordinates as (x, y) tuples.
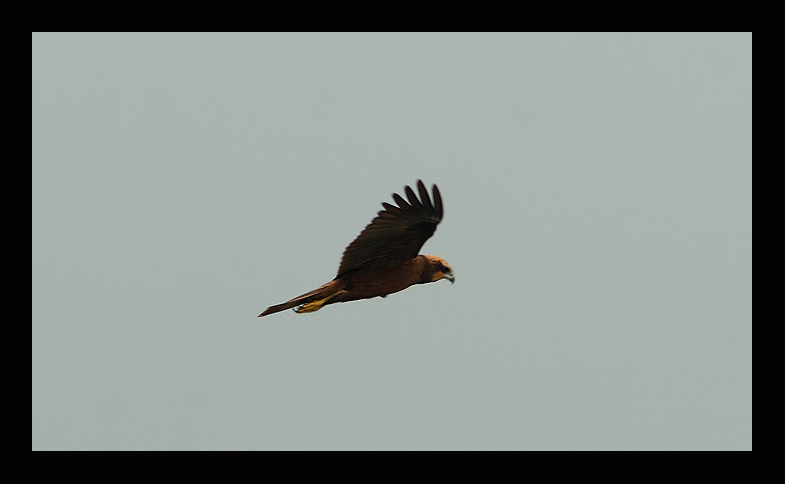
(32, 33), (751, 450)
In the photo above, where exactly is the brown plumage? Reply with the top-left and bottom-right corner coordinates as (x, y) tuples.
(259, 180), (454, 317)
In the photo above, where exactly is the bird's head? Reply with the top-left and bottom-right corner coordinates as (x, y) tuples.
(423, 255), (455, 284)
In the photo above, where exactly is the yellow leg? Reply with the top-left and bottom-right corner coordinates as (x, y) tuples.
(294, 290), (347, 313)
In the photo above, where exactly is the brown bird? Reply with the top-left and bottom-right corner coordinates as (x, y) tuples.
(259, 180), (454, 317)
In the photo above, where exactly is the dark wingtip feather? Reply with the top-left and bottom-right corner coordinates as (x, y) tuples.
(417, 180), (433, 211)
(392, 193), (410, 209)
(405, 185), (423, 210)
(432, 184), (443, 219)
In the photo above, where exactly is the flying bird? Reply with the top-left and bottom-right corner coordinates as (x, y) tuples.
(259, 180), (454, 317)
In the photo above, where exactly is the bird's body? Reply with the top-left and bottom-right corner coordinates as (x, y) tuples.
(259, 181), (453, 317)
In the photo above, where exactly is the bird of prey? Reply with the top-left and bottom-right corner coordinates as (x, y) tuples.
(259, 180), (454, 317)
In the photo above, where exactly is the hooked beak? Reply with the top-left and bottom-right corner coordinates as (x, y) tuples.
(445, 273), (455, 284)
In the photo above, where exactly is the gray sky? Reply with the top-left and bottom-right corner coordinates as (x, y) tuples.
(32, 33), (751, 450)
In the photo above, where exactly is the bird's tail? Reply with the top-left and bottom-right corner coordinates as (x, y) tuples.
(258, 280), (346, 317)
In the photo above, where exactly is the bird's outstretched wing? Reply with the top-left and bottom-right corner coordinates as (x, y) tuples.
(337, 180), (443, 277)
